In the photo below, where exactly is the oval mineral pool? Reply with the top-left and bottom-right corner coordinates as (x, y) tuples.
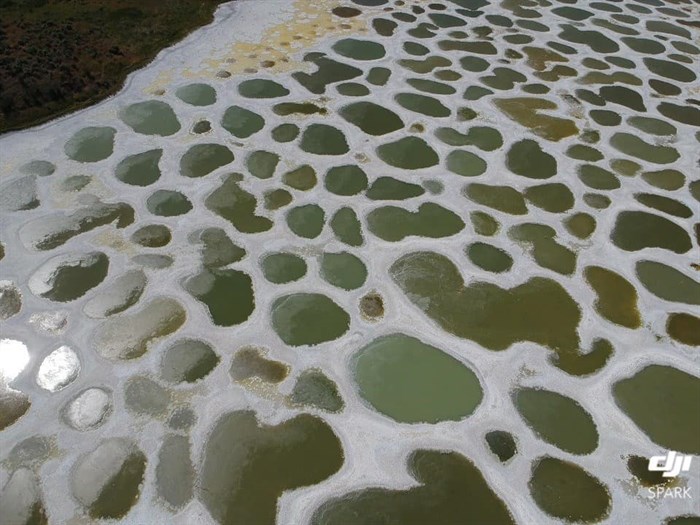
(175, 83), (217, 106)
(320, 251), (367, 290)
(271, 293), (350, 346)
(261, 253), (307, 284)
(353, 333), (482, 423)
(614, 365), (700, 453)
(529, 457), (611, 522)
(513, 387), (598, 454)
(119, 100), (180, 136)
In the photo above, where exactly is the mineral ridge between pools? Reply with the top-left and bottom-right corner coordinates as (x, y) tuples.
(0, 0), (699, 523)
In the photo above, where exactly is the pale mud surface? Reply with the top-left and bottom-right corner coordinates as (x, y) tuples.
(0, 0), (699, 523)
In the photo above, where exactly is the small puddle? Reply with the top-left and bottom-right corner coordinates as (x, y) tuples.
(485, 430), (517, 463)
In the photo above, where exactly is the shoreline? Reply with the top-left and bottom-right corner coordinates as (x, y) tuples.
(0, 0), (238, 136)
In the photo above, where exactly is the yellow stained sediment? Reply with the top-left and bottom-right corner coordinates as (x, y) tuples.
(146, 0), (371, 94)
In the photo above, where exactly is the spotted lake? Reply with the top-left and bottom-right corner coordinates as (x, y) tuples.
(0, 0), (698, 523)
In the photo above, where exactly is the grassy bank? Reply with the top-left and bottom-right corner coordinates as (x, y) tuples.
(0, 0), (225, 134)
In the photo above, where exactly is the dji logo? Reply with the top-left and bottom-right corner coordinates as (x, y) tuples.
(646, 451), (694, 500)
(648, 451), (693, 478)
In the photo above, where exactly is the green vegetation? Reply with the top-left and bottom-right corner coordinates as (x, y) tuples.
(0, 0), (224, 133)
